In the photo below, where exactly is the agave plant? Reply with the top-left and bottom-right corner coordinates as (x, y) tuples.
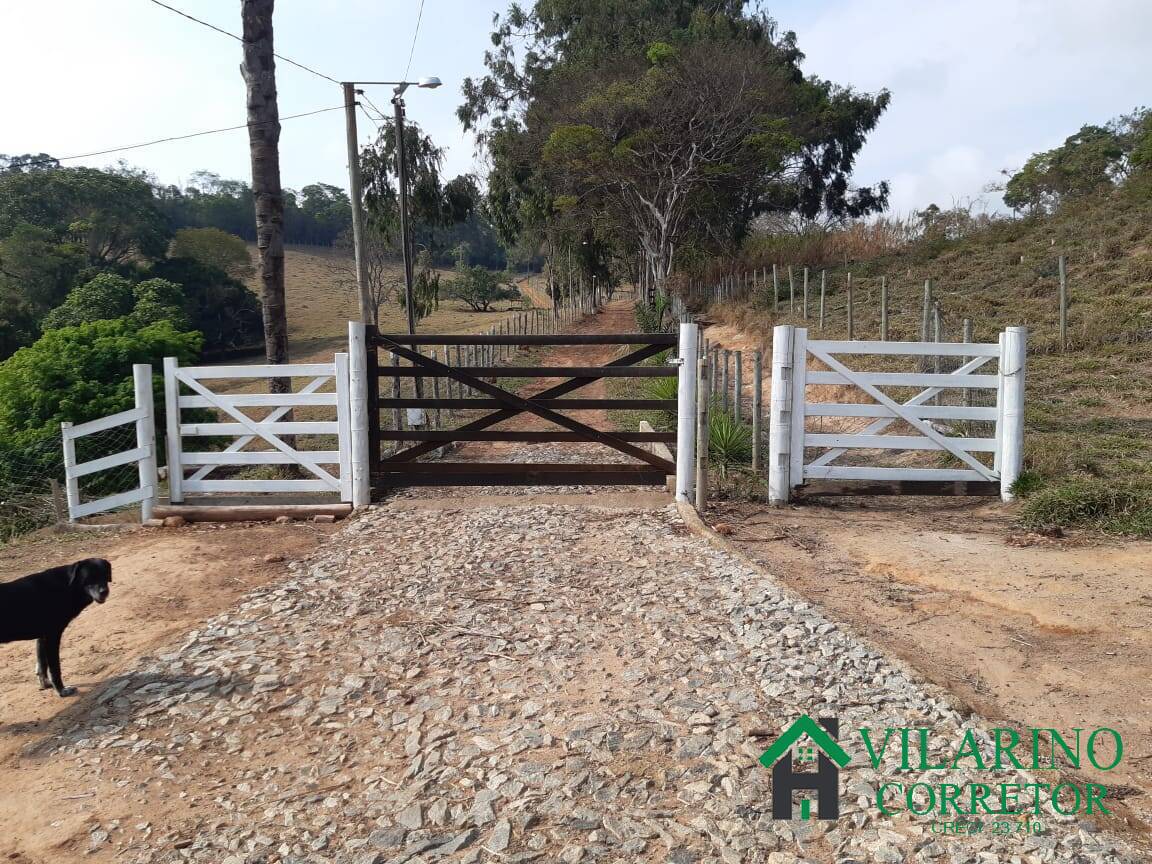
(634, 295), (674, 333)
(708, 410), (754, 482)
(643, 376), (679, 422)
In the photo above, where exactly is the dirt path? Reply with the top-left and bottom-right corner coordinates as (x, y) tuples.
(0, 523), (335, 848)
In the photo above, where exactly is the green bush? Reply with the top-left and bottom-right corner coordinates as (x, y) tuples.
(634, 295), (674, 333)
(445, 266), (519, 311)
(708, 410), (754, 480)
(1018, 480), (1152, 537)
(169, 227), (254, 279)
(0, 318), (202, 461)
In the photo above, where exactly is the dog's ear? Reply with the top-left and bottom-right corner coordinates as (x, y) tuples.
(67, 560), (83, 586)
(98, 558), (112, 583)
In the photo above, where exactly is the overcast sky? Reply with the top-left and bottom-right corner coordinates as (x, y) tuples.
(2, 0), (1149, 216)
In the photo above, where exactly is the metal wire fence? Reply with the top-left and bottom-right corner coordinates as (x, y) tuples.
(0, 424), (141, 543)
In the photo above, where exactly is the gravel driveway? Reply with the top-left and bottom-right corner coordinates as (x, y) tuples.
(25, 494), (1143, 864)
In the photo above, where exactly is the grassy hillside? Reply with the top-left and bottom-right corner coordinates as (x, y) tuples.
(710, 186), (1152, 533)
(245, 245), (548, 363)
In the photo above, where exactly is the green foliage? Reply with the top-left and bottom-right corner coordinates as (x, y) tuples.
(708, 410), (753, 480)
(170, 227), (254, 279)
(0, 318), (201, 454)
(42, 273), (134, 328)
(399, 250), (441, 321)
(1019, 480), (1152, 537)
(461, 3), (890, 287)
(41, 273), (188, 331)
(643, 375), (679, 416)
(0, 166), (170, 263)
(445, 266), (520, 312)
(1003, 114), (1150, 214)
(148, 257), (262, 353)
(634, 295), (675, 333)
(0, 224), (86, 358)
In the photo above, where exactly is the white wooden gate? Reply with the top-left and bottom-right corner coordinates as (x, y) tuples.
(61, 364), (159, 521)
(767, 325), (1026, 504)
(163, 356), (354, 503)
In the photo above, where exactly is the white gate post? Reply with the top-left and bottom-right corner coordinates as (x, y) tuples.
(999, 326), (1027, 502)
(60, 422), (79, 521)
(334, 352), (353, 504)
(162, 357), (184, 503)
(675, 321), (700, 502)
(347, 322), (372, 508)
(133, 364), (158, 522)
(768, 325), (796, 505)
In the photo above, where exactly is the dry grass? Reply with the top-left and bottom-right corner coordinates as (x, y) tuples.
(245, 245), (551, 363)
(707, 186), (1152, 530)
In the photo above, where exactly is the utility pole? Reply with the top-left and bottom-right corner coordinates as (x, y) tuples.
(392, 93), (417, 337)
(240, 0), (289, 391)
(343, 82), (374, 324)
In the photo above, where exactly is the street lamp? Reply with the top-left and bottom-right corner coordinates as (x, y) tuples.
(341, 76), (442, 330)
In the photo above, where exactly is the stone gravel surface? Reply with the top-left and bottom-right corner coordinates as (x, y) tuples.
(39, 501), (1142, 864)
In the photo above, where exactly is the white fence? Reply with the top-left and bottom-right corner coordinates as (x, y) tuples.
(164, 356), (356, 503)
(767, 325), (1026, 504)
(61, 364), (158, 521)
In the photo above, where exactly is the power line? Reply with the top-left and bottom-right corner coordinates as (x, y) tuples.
(146, 0), (341, 85)
(403, 0), (426, 80)
(11, 105), (346, 169)
(359, 92), (390, 123)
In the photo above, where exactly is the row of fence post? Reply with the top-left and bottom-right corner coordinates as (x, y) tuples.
(700, 258), (1070, 349)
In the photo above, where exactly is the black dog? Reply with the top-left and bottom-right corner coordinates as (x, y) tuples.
(0, 558), (111, 697)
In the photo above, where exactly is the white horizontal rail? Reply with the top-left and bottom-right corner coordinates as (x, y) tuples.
(807, 340), (1001, 357)
(182, 479), (339, 493)
(804, 466), (994, 482)
(180, 421), (340, 436)
(805, 403), (999, 421)
(71, 485), (155, 519)
(64, 407), (146, 438)
(178, 363), (335, 379)
(182, 450), (342, 465)
(807, 371), (999, 389)
(71, 446), (151, 478)
(188, 374), (335, 483)
(178, 392), (338, 409)
(805, 434), (998, 452)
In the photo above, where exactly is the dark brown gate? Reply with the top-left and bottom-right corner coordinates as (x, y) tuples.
(365, 330), (678, 490)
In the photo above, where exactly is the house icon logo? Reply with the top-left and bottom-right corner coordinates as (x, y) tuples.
(758, 715), (851, 820)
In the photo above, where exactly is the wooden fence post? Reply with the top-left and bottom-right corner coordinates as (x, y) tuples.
(802, 267), (809, 319)
(695, 354), (710, 511)
(721, 350), (731, 414)
(768, 325), (795, 505)
(1058, 255), (1068, 352)
(921, 279), (933, 341)
(752, 350), (763, 472)
(788, 266), (795, 315)
(733, 350), (743, 423)
(819, 270), (826, 331)
(846, 272), (854, 340)
(772, 264), (779, 311)
(880, 276), (889, 341)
